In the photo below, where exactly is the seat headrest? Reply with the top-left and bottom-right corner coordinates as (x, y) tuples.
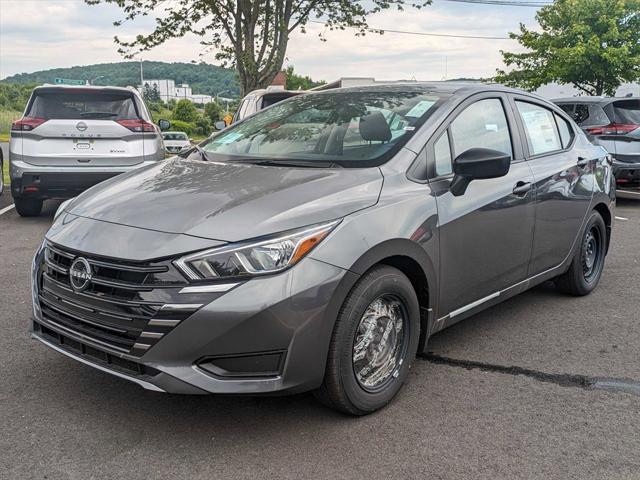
(359, 111), (392, 142)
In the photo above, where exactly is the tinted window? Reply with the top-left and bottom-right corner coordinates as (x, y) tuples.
(434, 132), (452, 176)
(574, 104), (590, 124)
(554, 114), (574, 148)
(558, 104), (575, 116)
(613, 99), (640, 124)
(163, 133), (188, 141)
(27, 91), (138, 120)
(201, 89), (448, 167)
(450, 99), (512, 158)
(575, 104), (609, 126)
(516, 101), (561, 155)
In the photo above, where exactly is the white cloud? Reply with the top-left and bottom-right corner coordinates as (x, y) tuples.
(0, 0), (537, 81)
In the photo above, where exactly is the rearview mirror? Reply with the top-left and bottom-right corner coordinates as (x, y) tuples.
(214, 120), (227, 131)
(450, 148), (511, 196)
(158, 119), (171, 131)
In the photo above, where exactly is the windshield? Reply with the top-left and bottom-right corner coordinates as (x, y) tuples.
(27, 91), (139, 120)
(200, 88), (448, 167)
(613, 99), (640, 125)
(163, 133), (188, 141)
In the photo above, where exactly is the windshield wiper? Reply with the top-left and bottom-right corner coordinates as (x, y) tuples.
(229, 159), (343, 168)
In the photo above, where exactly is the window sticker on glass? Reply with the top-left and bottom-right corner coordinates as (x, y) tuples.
(406, 100), (436, 118)
(213, 132), (243, 144)
(485, 123), (498, 132)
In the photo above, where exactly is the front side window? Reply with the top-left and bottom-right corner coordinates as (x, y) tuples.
(450, 98), (512, 158)
(200, 89), (448, 167)
(516, 101), (561, 156)
(433, 132), (452, 176)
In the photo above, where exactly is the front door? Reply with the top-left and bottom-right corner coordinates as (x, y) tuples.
(429, 95), (536, 318)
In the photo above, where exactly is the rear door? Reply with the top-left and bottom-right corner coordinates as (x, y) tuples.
(20, 88), (148, 167)
(430, 94), (536, 316)
(511, 97), (594, 274)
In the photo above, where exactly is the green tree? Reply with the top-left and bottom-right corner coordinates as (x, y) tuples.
(284, 66), (325, 90)
(495, 0), (640, 96)
(86, 0), (430, 96)
(204, 101), (223, 123)
(172, 99), (199, 123)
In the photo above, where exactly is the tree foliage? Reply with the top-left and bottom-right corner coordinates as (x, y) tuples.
(284, 65), (325, 90)
(495, 0), (640, 96)
(172, 99), (199, 123)
(204, 101), (223, 122)
(86, 0), (430, 95)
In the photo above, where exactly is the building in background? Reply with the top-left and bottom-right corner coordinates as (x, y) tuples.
(139, 79), (214, 104)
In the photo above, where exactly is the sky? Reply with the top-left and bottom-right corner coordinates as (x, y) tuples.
(0, 0), (542, 82)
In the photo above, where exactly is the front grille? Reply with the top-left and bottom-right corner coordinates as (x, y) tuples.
(36, 242), (198, 356)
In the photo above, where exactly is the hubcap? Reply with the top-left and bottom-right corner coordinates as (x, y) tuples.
(352, 295), (407, 391)
(582, 227), (601, 281)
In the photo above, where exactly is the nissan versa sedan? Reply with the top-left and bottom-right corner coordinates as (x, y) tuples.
(31, 84), (615, 415)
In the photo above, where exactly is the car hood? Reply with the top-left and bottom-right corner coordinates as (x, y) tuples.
(67, 158), (383, 242)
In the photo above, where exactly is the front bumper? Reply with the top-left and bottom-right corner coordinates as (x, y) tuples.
(31, 240), (353, 395)
(10, 160), (158, 200)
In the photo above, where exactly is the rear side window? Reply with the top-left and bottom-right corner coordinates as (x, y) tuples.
(554, 113), (574, 148)
(450, 99), (513, 159)
(558, 104), (575, 116)
(574, 104), (609, 126)
(27, 91), (139, 120)
(612, 99), (640, 124)
(516, 101), (561, 156)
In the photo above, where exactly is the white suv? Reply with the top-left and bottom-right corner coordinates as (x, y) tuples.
(9, 85), (167, 216)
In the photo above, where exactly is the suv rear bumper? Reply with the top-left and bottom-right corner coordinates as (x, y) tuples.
(10, 160), (158, 200)
(612, 158), (640, 188)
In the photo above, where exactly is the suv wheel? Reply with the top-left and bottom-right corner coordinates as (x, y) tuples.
(555, 210), (607, 296)
(14, 197), (43, 217)
(314, 265), (420, 415)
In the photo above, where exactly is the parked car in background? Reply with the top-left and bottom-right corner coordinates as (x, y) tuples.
(9, 85), (168, 216)
(162, 131), (191, 154)
(554, 97), (640, 189)
(232, 87), (304, 123)
(32, 83), (614, 415)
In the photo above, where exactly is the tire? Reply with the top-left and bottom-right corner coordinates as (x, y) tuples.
(314, 265), (420, 415)
(555, 210), (607, 296)
(0, 158), (4, 196)
(14, 197), (43, 217)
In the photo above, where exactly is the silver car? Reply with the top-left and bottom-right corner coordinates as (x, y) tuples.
(162, 131), (191, 154)
(9, 85), (166, 216)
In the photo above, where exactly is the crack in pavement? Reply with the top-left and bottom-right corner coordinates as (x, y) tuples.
(421, 353), (640, 397)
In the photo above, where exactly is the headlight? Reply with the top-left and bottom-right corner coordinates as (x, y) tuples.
(53, 198), (74, 221)
(174, 220), (340, 280)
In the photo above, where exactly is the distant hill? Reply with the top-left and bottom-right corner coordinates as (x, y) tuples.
(1, 61), (240, 97)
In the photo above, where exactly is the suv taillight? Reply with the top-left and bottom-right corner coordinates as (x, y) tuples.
(116, 119), (157, 132)
(586, 123), (639, 136)
(11, 117), (47, 131)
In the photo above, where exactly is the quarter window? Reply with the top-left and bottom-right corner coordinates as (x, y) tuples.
(516, 101), (561, 156)
(434, 132), (452, 176)
(450, 99), (513, 159)
(554, 113), (574, 148)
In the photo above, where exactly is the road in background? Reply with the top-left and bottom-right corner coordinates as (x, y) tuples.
(1, 199), (639, 479)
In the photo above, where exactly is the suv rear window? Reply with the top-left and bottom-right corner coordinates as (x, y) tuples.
(612, 99), (640, 124)
(27, 91), (139, 120)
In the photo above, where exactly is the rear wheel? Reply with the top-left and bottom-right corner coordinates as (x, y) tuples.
(314, 265), (420, 415)
(14, 197), (43, 217)
(555, 211), (607, 296)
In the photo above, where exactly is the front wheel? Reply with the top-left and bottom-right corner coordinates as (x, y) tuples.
(555, 210), (607, 296)
(314, 265), (420, 415)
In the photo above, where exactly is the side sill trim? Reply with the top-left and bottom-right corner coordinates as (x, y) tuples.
(31, 333), (165, 393)
(447, 291), (501, 320)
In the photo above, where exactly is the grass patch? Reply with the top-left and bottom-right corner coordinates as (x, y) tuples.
(0, 110), (21, 138)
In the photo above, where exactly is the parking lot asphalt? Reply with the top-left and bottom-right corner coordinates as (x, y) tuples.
(1, 197), (639, 480)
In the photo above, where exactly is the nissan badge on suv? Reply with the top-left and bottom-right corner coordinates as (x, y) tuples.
(9, 85), (166, 216)
(31, 84), (615, 415)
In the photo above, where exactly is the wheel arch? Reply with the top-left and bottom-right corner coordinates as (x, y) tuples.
(592, 201), (612, 253)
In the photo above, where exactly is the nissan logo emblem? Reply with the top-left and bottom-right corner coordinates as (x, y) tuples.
(69, 257), (92, 292)
(76, 122), (88, 132)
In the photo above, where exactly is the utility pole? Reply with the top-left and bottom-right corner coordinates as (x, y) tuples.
(140, 58), (144, 86)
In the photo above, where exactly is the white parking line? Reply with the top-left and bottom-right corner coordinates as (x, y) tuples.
(0, 204), (15, 216)
(615, 216), (628, 221)
(618, 189), (640, 196)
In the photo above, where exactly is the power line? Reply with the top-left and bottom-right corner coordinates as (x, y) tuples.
(309, 20), (511, 40)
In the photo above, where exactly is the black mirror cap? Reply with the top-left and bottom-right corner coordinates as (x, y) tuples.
(158, 119), (171, 131)
(453, 148), (511, 180)
(214, 120), (227, 131)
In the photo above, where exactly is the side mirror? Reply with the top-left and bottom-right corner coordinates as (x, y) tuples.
(450, 148), (511, 196)
(158, 119), (171, 131)
(214, 120), (227, 131)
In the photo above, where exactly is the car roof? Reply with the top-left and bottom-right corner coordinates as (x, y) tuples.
(552, 96), (635, 105)
(34, 84), (139, 95)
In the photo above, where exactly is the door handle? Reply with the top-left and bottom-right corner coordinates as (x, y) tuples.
(577, 157), (591, 167)
(513, 181), (533, 196)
